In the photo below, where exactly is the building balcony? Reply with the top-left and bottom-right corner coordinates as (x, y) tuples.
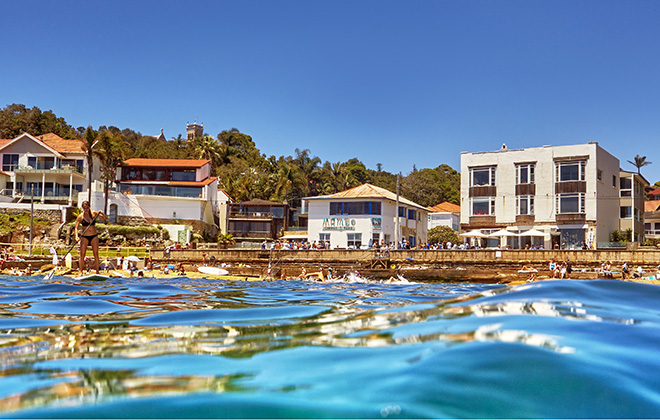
(14, 164), (84, 176)
(468, 215), (496, 227)
(516, 215), (535, 224)
(555, 213), (586, 224)
(228, 211), (278, 220)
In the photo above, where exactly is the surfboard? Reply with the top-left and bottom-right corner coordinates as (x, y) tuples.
(74, 274), (111, 281)
(198, 266), (229, 276)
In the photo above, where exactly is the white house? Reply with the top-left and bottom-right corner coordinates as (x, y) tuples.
(303, 183), (429, 249)
(0, 132), (100, 222)
(84, 158), (219, 240)
(428, 201), (460, 231)
(460, 142), (647, 249)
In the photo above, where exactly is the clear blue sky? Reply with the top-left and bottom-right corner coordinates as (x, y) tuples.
(3, 0), (660, 184)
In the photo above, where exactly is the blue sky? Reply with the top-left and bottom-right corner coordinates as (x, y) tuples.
(3, 0), (660, 184)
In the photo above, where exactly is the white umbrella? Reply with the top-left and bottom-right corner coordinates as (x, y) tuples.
(460, 230), (489, 238)
(125, 256), (141, 262)
(488, 229), (519, 237)
(519, 228), (547, 237)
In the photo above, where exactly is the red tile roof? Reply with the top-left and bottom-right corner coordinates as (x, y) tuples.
(38, 133), (85, 154)
(645, 201), (660, 212)
(121, 158), (211, 168)
(649, 188), (660, 196)
(428, 201), (460, 213)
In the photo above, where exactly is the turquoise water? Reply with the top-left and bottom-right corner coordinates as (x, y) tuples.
(1, 275), (660, 418)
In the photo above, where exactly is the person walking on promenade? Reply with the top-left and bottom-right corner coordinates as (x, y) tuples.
(74, 200), (107, 274)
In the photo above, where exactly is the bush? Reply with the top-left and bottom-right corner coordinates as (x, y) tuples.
(428, 226), (460, 245)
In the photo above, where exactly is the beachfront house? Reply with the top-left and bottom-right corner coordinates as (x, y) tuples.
(427, 201), (460, 232)
(645, 200), (660, 241)
(224, 199), (291, 245)
(618, 170), (648, 243)
(0, 132), (99, 223)
(303, 183), (429, 249)
(460, 142), (649, 249)
(83, 158), (219, 241)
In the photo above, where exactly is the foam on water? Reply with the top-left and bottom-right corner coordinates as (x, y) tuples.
(1, 275), (660, 418)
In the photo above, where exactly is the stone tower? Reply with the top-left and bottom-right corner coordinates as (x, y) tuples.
(186, 121), (203, 141)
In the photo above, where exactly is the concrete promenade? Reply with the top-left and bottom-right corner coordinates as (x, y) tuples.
(153, 248), (660, 282)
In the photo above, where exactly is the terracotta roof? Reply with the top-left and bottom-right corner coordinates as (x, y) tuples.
(308, 183), (428, 211)
(121, 158), (211, 168)
(0, 133), (84, 155)
(649, 188), (660, 196)
(645, 201), (660, 212)
(428, 201), (460, 213)
(38, 133), (85, 154)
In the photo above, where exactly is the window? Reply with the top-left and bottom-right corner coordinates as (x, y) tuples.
(556, 193), (585, 213)
(471, 197), (495, 216)
(517, 195), (534, 215)
(347, 233), (362, 248)
(408, 209), (416, 220)
(319, 233), (330, 242)
(372, 233), (380, 245)
(613, 175), (616, 187)
(597, 169), (603, 181)
(171, 169), (196, 182)
(470, 166), (496, 186)
(516, 164), (535, 184)
(408, 235), (416, 247)
(330, 201), (381, 215)
(620, 206), (632, 218)
(620, 177), (632, 197)
(109, 204), (118, 223)
(2, 154), (18, 171)
(556, 161), (586, 182)
(399, 206), (406, 217)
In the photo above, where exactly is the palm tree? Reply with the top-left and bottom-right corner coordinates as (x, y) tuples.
(192, 135), (222, 173)
(274, 159), (306, 203)
(293, 148), (321, 195)
(628, 154), (652, 175)
(96, 131), (128, 214)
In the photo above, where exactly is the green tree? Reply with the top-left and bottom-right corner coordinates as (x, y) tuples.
(96, 130), (128, 214)
(428, 226), (460, 245)
(0, 104), (77, 139)
(628, 154), (652, 175)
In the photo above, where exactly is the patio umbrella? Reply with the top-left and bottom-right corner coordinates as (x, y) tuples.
(460, 230), (489, 238)
(519, 228), (547, 237)
(125, 256), (141, 262)
(488, 229), (519, 237)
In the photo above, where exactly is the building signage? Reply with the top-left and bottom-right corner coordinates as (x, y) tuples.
(371, 217), (382, 230)
(323, 218), (356, 231)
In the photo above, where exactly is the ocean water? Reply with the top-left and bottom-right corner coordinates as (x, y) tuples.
(1, 274), (660, 418)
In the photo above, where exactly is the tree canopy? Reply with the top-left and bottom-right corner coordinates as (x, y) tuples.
(0, 103), (462, 207)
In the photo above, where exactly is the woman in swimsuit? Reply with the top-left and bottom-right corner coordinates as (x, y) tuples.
(75, 201), (107, 274)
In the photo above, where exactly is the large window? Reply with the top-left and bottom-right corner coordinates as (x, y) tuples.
(2, 154), (18, 171)
(517, 195), (534, 215)
(347, 233), (362, 248)
(516, 164), (535, 184)
(620, 177), (632, 197)
(471, 197), (495, 216)
(556, 161), (586, 182)
(556, 193), (585, 214)
(330, 201), (381, 215)
(470, 166), (496, 186)
(171, 169), (196, 182)
(408, 209), (416, 220)
(620, 206), (632, 218)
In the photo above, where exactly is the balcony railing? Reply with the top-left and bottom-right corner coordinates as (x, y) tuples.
(228, 211), (279, 218)
(14, 164), (84, 175)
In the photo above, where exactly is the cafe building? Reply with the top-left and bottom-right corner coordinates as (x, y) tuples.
(303, 183), (429, 249)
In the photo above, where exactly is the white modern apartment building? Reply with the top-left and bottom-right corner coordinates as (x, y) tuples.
(84, 158), (219, 240)
(460, 142), (648, 249)
(303, 183), (429, 249)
